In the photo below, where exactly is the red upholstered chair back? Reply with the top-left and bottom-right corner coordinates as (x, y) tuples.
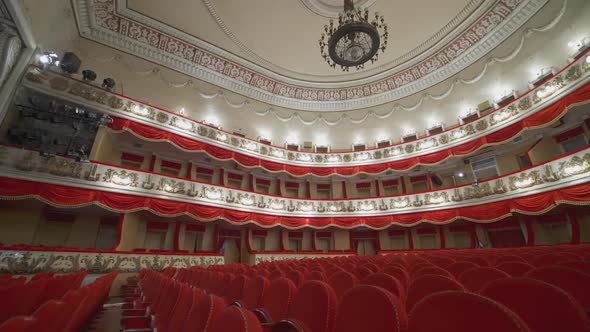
(288, 281), (338, 332)
(361, 273), (405, 302)
(333, 285), (407, 332)
(241, 276), (270, 310)
(305, 270), (328, 282)
(557, 261), (590, 275)
(457, 267), (510, 292)
(362, 263), (380, 273)
(495, 262), (534, 277)
(181, 290), (215, 332)
(445, 261), (479, 279)
(406, 275), (464, 312)
(408, 291), (532, 332)
(287, 270), (305, 286)
(493, 255), (527, 265)
(481, 277), (590, 332)
(328, 271), (359, 300)
(259, 278), (297, 322)
(532, 253), (581, 267)
(31, 300), (73, 332)
(228, 275), (248, 304)
(165, 284), (195, 332)
(411, 266), (453, 280)
(351, 266), (373, 280)
(0, 316), (38, 332)
(381, 266), (410, 288)
(525, 266), (590, 310)
(210, 306), (263, 332)
(461, 256), (489, 267)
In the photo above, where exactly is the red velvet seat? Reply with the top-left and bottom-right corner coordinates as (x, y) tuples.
(445, 261), (478, 278)
(361, 273), (405, 302)
(411, 266), (453, 280)
(362, 263), (380, 273)
(406, 275), (464, 312)
(461, 256), (489, 266)
(525, 266), (590, 310)
(286, 270), (305, 286)
(283, 281), (337, 332)
(495, 262), (534, 277)
(256, 278), (297, 323)
(333, 285), (407, 332)
(211, 306), (263, 332)
(182, 294), (226, 332)
(0, 316), (37, 332)
(227, 275), (248, 304)
(481, 277), (590, 332)
(241, 276), (269, 310)
(408, 291), (532, 332)
(457, 267), (510, 292)
(351, 266), (373, 280)
(493, 255), (527, 265)
(532, 253), (581, 267)
(381, 266), (410, 288)
(328, 271), (358, 300)
(557, 261), (590, 275)
(305, 270), (327, 282)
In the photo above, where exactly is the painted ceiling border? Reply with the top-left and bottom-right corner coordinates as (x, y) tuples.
(74, 0), (548, 111)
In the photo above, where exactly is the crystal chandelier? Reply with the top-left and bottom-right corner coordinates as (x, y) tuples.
(318, 0), (388, 71)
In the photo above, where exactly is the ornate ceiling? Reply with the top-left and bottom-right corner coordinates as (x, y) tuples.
(74, 0), (548, 111)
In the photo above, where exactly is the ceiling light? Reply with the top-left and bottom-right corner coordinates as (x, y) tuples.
(82, 69), (97, 82)
(102, 78), (116, 91)
(318, 0), (388, 71)
(39, 52), (59, 66)
(178, 108), (186, 115)
(456, 172), (465, 178)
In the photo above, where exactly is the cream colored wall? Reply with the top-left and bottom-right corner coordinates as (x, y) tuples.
(332, 181), (344, 198)
(0, 205), (43, 245)
(302, 230), (312, 251)
(265, 229), (280, 251)
(116, 212), (144, 251)
(177, 223), (186, 250)
(89, 128), (121, 165)
(66, 213), (100, 249)
(333, 229), (350, 250)
(576, 210), (590, 242)
(163, 223), (175, 250)
(528, 137), (562, 165)
(496, 154), (520, 175)
(202, 223), (216, 251)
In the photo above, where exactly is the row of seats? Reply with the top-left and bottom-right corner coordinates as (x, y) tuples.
(0, 270), (118, 332)
(122, 243), (590, 332)
(0, 271), (87, 324)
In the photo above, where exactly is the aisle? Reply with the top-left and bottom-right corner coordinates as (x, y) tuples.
(85, 299), (123, 332)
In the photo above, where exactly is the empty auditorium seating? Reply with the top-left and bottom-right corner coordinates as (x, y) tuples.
(112, 242), (590, 332)
(408, 291), (532, 332)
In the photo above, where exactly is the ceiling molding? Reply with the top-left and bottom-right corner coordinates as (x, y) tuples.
(299, 0), (378, 18)
(74, 0), (548, 111)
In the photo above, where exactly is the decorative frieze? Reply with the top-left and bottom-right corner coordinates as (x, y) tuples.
(0, 249), (224, 274)
(1, 145), (589, 218)
(20, 52), (590, 170)
(254, 252), (351, 265)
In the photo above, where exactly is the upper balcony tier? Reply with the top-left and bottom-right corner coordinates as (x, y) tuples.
(20, 50), (590, 177)
(1, 143), (589, 229)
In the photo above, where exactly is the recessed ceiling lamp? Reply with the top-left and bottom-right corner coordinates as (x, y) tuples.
(318, 0), (388, 71)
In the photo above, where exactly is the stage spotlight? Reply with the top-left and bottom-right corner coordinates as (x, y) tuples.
(82, 69), (97, 82)
(39, 52), (59, 66)
(60, 52), (81, 74)
(102, 78), (116, 91)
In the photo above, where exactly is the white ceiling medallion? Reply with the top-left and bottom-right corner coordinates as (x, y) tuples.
(300, 0), (377, 17)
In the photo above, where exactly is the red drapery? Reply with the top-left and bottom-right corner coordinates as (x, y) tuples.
(2, 176), (590, 229)
(107, 81), (590, 177)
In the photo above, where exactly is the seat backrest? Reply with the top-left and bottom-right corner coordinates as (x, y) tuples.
(351, 266), (373, 280)
(411, 266), (453, 280)
(241, 276), (269, 309)
(557, 261), (590, 275)
(228, 275), (248, 303)
(406, 275), (464, 312)
(532, 253), (581, 267)
(181, 288), (207, 332)
(288, 281), (337, 332)
(380, 266), (410, 288)
(525, 266), (590, 309)
(445, 261), (479, 279)
(32, 300), (72, 331)
(0, 316), (37, 332)
(458, 267), (510, 292)
(286, 270), (305, 286)
(495, 262), (534, 277)
(408, 291), (532, 332)
(165, 284), (195, 332)
(259, 277), (297, 322)
(361, 273), (405, 302)
(328, 271), (359, 300)
(333, 285), (407, 332)
(305, 270), (327, 282)
(493, 255), (527, 265)
(210, 306), (263, 332)
(481, 277), (590, 332)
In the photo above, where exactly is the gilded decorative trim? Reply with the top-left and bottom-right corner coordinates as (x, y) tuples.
(20, 52), (590, 171)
